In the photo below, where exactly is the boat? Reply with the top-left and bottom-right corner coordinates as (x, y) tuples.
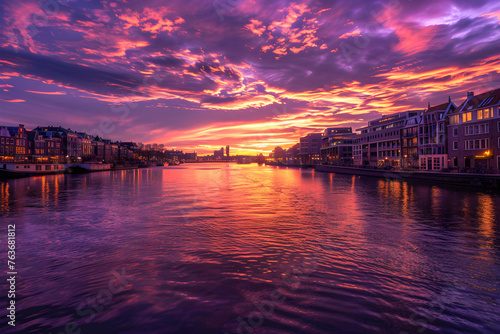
(0, 163), (65, 178)
(65, 166), (91, 174)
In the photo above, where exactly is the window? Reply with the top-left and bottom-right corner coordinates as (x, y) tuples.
(465, 124), (489, 135)
(450, 115), (459, 124)
(478, 109), (483, 120)
(483, 108), (492, 119)
(465, 139), (490, 150)
(462, 112), (472, 122)
(483, 124), (489, 134)
(433, 157), (440, 170)
(453, 141), (458, 150)
(453, 128), (458, 136)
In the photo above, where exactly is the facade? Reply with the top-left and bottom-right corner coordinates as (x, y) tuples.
(418, 100), (456, 170)
(447, 89), (500, 172)
(354, 111), (421, 167)
(299, 133), (321, 165)
(0, 126), (15, 162)
(320, 127), (355, 165)
(7, 124), (30, 162)
(401, 114), (420, 169)
(31, 130), (63, 163)
(93, 137), (105, 161)
(214, 147), (224, 159)
(78, 133), (95, 161)
(34, 126), (82, 162)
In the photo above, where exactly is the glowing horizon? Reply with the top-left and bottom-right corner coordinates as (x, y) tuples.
(1, 0), (500, 155)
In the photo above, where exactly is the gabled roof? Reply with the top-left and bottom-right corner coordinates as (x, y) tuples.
(454, 87), (500, 113)
(426, 102), (450, 113)
(423, 100), (457, 120)
(27, 130), (38, 141)
(0, 126), (12, 137)
(33, 126), (77, 135)
(6, 127), (20, 136)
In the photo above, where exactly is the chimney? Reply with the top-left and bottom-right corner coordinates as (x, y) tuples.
(460, 91), (475, 112)
(448, 96), (451, 103)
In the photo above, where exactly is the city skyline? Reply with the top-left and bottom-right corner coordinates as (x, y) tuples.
(1, 0), (500, 155)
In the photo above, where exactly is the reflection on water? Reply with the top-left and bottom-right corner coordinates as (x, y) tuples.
(1, 164), (499, 334)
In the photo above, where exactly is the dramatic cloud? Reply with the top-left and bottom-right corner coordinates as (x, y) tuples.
(1, 0), (500, 154)
(25, 90), (66, 95)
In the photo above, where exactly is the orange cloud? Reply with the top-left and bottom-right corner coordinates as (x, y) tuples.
(245, 19), (266, 36)
(339, 29), (361, 39)
(118, 7), (184, 35)
(26, 90), (67, 95)
(0, 99), (25, 103)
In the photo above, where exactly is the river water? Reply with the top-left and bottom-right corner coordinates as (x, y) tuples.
(0, 163), (499, 334)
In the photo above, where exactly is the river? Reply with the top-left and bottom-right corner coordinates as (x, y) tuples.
(0, 163), (499, 333)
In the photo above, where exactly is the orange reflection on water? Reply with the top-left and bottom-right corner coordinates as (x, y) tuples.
(0, 182), (9, 212)
(477, 194), (496, 243)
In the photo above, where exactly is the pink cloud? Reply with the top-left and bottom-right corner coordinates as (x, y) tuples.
(0, 99), (25, 103)
(339, 30), (361, 39)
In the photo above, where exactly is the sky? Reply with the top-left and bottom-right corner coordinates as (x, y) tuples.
(1, 0), (500, 155)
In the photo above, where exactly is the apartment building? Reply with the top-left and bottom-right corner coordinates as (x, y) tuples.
(320, 127), (355, 165)
(354, 111), (421, 167)
(418, 100), (456, 170)
(447, 88), (500, 171)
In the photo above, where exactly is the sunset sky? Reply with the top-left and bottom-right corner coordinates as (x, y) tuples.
(1, 0), (500, 154)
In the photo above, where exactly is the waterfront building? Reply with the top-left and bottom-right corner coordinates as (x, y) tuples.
(31, 130), (63, 163)
(0, 126), (15, 162)
(226, 145), (230, 157)
(320, 127), (355, 165)
(299, 133), (322, 165)
(418, 100), (457, 170)
(77, 133), (95, 162)
(354, 111), (422, 167)
(184, 152), (197, 161)
(447, 88), (500, 171)
(103, 141), (112, 163)
(214, 147), (224, 159)
(34, 126), (82, 162)
(5, 124), (30, 162)
(93, 136), (105, 161)
(401, 113), (421, 169)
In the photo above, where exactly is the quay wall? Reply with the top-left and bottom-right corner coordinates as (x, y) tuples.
(314, 165), (500, 189)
